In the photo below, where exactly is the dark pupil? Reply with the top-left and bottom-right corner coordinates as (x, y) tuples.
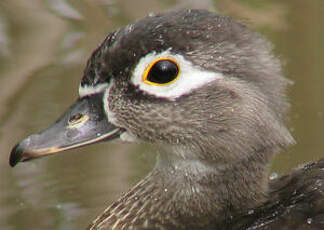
(147, 60), (178, 84)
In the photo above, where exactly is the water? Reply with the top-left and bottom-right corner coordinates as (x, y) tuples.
(0, 0), (323, 229)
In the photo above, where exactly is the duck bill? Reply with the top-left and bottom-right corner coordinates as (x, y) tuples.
(9, 93), (123, 167)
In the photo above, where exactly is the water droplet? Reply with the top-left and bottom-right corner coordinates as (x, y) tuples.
(307, 218), (312, 224)
(164, 188), (168, 192)
(269, 172), (279, 180)
(148, 12), (156, 17)
(96, 133), (101, 136)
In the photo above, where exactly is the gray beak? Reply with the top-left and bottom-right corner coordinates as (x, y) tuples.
(9, 93), (123, 167)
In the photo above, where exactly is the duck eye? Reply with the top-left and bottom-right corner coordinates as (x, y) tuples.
(143, 58), (179, 85)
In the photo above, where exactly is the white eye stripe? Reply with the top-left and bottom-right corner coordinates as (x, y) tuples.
(131, 49), (224, 100)
(79, 83), (109, 97)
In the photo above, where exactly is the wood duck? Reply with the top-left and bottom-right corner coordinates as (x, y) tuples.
(9, 9), (324, 230)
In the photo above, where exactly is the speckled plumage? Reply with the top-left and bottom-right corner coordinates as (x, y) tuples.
(10, 9), (324, 230)
(87, 159), (324, 230)
(82, 10), (323, 230)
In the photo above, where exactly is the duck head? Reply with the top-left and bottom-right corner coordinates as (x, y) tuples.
(10, 9), (294, 173)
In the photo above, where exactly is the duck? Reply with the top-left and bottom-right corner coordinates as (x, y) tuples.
(9, 9), (324, 230)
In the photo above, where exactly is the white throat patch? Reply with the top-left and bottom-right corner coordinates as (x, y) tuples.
(131, 49), (224, 100)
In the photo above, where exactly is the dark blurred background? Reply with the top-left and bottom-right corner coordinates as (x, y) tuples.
(0, 0), (323, 229)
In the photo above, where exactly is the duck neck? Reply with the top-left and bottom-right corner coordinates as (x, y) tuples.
(89, 147), (272, 229)
(155, 146), (272, 217)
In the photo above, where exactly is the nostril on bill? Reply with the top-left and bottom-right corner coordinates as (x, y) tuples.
(68, 113), (88, 127)
(69, 113), (83, 123)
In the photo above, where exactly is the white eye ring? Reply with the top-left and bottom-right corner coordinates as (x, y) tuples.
(131, 49), (224, 100)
